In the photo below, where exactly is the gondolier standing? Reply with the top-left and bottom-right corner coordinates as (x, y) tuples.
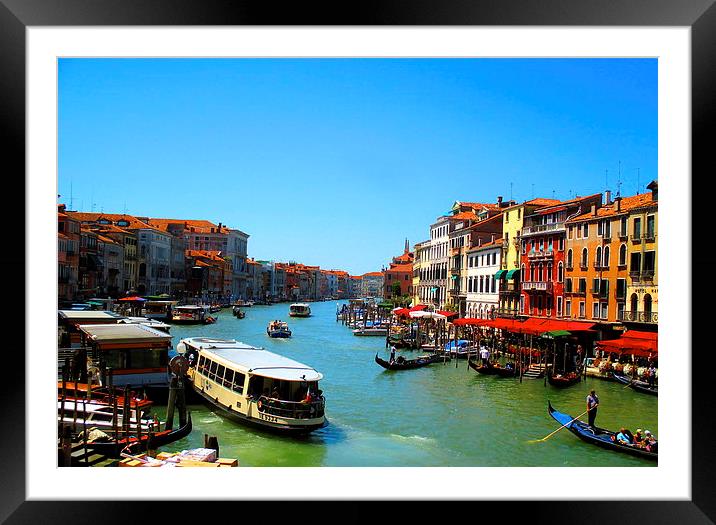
(390, 346), (396, 364)
(586, 389), (599, 428)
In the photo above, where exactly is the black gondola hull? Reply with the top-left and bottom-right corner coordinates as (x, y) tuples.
(547, 402), (657, 461)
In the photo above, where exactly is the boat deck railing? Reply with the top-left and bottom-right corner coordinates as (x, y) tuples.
(257, 396), (325, 420)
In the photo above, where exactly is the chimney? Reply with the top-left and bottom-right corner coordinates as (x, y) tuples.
(58, 204), (66, 213)
(497, 196), (503, 207)
(591, 204), (597, 217)
(491, 234), (495, 243)
(605, 190), (611, 205)
(615, 196), (622, 212)
(647, 180), (658, 201)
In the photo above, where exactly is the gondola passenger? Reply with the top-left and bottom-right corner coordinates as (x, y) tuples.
(616, 428), (633, 445)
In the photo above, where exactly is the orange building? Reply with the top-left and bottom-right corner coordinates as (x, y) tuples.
(58, 204), (81, 302)
(564, 187), (657, 327)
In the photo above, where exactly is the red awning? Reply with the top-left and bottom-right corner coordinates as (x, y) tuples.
(596, 334), (658, 357)
(517, 318), (550, 335)
(409, 304), (428, 312)
(393, 308), (411, 318)
(118, 296), (146, 302)
(437, 310), (458, 318)
(453, 318), (491, 326)
(538, 319), (597, 333)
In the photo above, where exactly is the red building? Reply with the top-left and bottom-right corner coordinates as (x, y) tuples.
(519, 194), (602, 319)
(383, 240), (414, 299)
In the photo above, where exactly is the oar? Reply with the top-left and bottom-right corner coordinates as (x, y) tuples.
(528, 405), (597, 444)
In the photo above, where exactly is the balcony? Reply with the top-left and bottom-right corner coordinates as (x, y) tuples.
(630, 271), (655, 283)
(449, 288), (466, 298)
(450, 267), (461, 276)
(618, 231), (628, 241)
(579, 262), (588, 270)
(619, 310), (658, 323)
(643, 233), (656, 243)
(527, 250), (554, 260)
(521, 222), (565, 236)
(522, 281), (552, 292)
(602, 235), (612, 243)
(631, 235), (642, 245)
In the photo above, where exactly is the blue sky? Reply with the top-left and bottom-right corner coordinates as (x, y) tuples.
(58, 58), (657, 275)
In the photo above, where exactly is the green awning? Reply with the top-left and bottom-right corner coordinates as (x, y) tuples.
(506, 269), (519, 280)
(86, 301), (103, 306)
(541, 329), (572, 338)
(494, 270), (507, 280)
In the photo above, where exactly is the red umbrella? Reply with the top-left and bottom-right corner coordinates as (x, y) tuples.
(437, 310), (458, 318)
(119, 296), (146, 301)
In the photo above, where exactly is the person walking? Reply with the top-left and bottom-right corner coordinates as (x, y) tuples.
(586, 389), (599, 428)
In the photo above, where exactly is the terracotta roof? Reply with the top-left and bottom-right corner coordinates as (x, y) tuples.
(567, 193), (656, 222)
(386, 263), (413, 272)
(451, 211), (478, 221)
(524, 198), (562, 207)
(457, 201), (501, 211)
(362, 272), (383, 277)
(467, 238), (504, 251)
(148, 218), (231, 234)
(66, 212), (163, 233)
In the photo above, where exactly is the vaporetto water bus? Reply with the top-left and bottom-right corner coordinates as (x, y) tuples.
(176, 338), (326, 434)
(289, 303), (311, 317)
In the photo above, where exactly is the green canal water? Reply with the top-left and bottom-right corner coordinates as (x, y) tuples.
(157, 301), (657, 467)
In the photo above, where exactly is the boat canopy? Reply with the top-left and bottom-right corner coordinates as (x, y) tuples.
(59, 310), (126, 322)
(78, 323), (172, 344)
(182, 338), (323, 382)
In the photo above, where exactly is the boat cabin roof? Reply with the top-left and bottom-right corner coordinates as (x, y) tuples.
(174, 305), (206, 311)
(78, 323), (172, 345)
(120, 317), (172, 330)
(59, 310), (126, 322)
(181, 337), (322, 381)
(290, 303), (310, 307)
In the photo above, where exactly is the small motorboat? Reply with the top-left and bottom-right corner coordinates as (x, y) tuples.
(267, 320), (292, 338)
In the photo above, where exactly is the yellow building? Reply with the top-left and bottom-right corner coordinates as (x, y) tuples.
(497, 198), (559, 316)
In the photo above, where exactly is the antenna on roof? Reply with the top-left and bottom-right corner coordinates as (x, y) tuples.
(510, 182), (513, 201)
(531, 184), (535, 199)
(69, 182), (74, 210)
(636, 167), (640, 194)
(552, 189), (555, 199)
(605, 168), (608, 190)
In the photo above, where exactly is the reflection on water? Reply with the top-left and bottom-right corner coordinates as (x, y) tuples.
(156, 301), (657, 467)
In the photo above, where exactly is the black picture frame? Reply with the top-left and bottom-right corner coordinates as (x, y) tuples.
(2, 0), (711, 522)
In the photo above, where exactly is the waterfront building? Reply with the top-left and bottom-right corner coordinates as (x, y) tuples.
(412, 240), (430, 307)
(383, 240), (414, 301)
(520, 194), (602, 319)
(497, 198), (560, 317)
(465, 237), (503, 319)
(96, 232), (125, 298)
(148, 218), (249, 301)
(77, 227), (102, 300)
(89, 223), (139, 296)
(245, 258), (263, 300)
(67, 212), (175, 296)
(360, 272), (384, 298)
(349, 275), (362, 298)
(58, 205), (81, 303)
(624, 181), (658, 327)
(423, 216), (450, 309)
(185, 250), (230, 301)
(563, 183), (657, 327)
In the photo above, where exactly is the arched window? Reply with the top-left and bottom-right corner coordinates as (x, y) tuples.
(644, 294), (653, 320)
(619, 244), (627, 266)
(581, 248), (588, 267)
(567, 249), (573, 268)
(558, 262), (563, 282)
(547, 263), (553, 282)
(530, 265), (535, 281)
(630, 293), (639, 316)
(603, 246), (610, 267)
(521, 264), (526, 281)
(538, 264), (543, 281)
(595, 246), (602, 267)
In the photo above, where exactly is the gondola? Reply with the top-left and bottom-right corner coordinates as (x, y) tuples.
(468, 358), (516, 377)
(374, 352), (444, 370)
(78, 412), (193, 458)
(547, 402), (657, 461)
(547, 370), (581, 387)
(612, 373), (658, 396)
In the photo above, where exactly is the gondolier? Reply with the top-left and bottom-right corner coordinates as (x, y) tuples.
(586, 389), (599, 428)
(389, 346), (396, 364)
